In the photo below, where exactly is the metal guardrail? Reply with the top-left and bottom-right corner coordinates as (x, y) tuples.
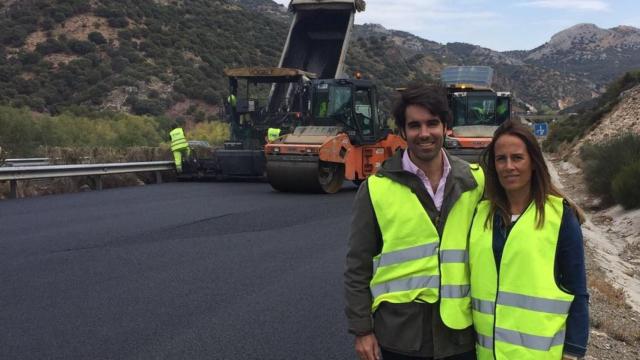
(0, 161), (175, 199)
(3, 158), (51, 167)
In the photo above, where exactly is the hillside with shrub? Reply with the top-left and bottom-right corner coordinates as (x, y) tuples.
(0, 0), (288, 118)
(1, 0), (639, 120)
(544, 71), (640, 209)
(544, 71), (640, 152)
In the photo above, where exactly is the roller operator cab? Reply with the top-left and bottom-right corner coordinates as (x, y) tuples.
(441, 66), (512, 163)
(264, 78), (406, 193)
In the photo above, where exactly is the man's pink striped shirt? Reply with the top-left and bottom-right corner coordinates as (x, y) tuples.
(401, 150), (451, 211)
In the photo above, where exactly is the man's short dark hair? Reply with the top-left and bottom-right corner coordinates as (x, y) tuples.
(392, 83), (451, 131)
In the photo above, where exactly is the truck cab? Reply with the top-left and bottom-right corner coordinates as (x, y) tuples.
(308, 78), (389, 145)
(441, 66), (512, 163)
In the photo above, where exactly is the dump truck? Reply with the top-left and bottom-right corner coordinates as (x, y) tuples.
(180, 0), (370, 180)
(269, 0), (363, 112)
(441, 66), (511, 162)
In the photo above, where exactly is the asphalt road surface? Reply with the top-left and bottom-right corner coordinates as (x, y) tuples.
(0, 182), (360, 359)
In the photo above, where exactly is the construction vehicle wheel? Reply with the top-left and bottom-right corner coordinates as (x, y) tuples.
(266, 159), (344, 193)
(318, 161), (344, 194)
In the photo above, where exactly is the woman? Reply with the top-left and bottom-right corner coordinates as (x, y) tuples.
(468, 120), (588, 360)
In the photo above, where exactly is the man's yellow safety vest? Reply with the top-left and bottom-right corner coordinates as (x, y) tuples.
(228, 94), (237, 107)
(469, 196), (574, 360)
(318, 101), (328, 117)
(169, 127), (189, 152)
(367, 164), (484, 330)
(267, 128), (281, 142)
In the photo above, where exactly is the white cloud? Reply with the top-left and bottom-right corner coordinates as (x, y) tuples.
(273, 0), (496, 22)
(355, 1), (497, 34)
(518, 0), (610, 11)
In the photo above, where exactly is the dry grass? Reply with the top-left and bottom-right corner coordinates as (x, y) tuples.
(593, 317), (640, 343)
(589, 274), (629, 308)
(588, 270), (640, 346)
(0, 146), (174, 200)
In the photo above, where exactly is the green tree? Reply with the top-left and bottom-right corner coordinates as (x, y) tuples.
(88, 31), (107, 45)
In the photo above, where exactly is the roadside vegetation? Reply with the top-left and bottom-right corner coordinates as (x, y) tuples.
(543, 70), (640, 152)
(0, 105), (169, 157)
(0, 105), (230, 158)
(543, 70), (640, 210)
(580, 134), (640, 209)
(185, 121), (230, 147)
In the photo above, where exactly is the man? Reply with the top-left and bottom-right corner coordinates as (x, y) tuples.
(344, 84), (484, 360)
(227, 93), (237, 112)
(169, 124), (190, 173)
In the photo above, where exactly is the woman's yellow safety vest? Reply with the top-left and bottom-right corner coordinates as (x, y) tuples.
(368, 164), (484, 330)
(170, 128), (189, 152)
(469, 196), (574, 360)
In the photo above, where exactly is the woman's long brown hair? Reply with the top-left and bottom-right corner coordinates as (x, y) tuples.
(481, 120), (585, 229)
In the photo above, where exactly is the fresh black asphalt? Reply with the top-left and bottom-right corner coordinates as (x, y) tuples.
(0, 181), (360, 359)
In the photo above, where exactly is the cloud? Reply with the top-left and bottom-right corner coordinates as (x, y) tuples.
(518, 0), (610, 11)
(273, 0), (497, 24)
(354, 0), (498, 34)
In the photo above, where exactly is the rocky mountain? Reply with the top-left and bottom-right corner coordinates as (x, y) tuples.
(350, 23), (601, 111)
(0, 0), (637, 118)
(525, 24), (640, 85)
(579, 83), (640, 147)
(544, 70), (640, 152)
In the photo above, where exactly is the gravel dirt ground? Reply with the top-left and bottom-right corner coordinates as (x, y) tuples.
(547, 154), (640, 360)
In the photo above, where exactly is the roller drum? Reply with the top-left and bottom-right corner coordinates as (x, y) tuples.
(266, 156), (344, 193)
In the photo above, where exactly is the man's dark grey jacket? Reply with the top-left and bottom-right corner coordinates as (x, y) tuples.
(344, 149), (482, 358)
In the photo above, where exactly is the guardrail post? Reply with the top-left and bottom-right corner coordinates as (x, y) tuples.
(1, 161), (174, 200)
(9, 180), (18, 199)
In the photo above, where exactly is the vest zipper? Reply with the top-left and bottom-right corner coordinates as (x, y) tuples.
(493, 274), (499, 360)
(436, 209), (443, 302)
(493, 214), (501, 360)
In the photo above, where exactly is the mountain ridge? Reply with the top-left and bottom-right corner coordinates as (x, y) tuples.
(0, 0), (637, 117)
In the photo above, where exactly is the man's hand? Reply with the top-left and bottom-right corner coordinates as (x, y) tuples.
(562, 355), (581, 360)
(355, 333), (381, 360)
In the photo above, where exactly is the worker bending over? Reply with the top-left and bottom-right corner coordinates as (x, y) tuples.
(169, 124), (190, 173)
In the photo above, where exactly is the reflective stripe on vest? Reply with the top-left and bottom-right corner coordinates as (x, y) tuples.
(170, 128), (188, 152)
(368, 163), (484, 330)
(477, 328), (566, 352)
(469, 196), (574, 359)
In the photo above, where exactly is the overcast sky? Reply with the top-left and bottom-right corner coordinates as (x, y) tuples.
(271, 0), (640, 51)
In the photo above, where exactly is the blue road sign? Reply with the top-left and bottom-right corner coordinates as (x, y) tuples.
(534, 122), (548, 137)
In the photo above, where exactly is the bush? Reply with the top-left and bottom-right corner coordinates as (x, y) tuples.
(186, 121), (230, 145)
(580, 134), (640, 203)
(130, 98), (166, 116)
(88, 31), (107, 45)
(0, 105), (166, 156)
(35, 38), (67, 55)
(19, 51), (41, 65)
(108, 17), (129, 28)
(67, 39), (96, 55)
(612, 160), (640, 209)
